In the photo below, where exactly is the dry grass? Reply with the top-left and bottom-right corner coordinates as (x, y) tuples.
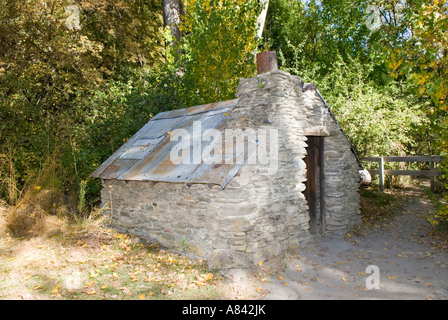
(0, 156), (265, 300)
(0, 200), (264, 300)
(0, 200), (7, 236)
(3, 188), (66, 238)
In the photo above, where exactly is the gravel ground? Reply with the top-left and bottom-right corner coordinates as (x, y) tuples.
(262, 187), (448, 300)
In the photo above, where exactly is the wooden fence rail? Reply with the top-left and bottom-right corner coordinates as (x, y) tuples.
(362, 156), (445, 192)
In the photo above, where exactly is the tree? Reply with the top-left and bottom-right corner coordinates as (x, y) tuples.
(0, 0), (165, 205)
(262, 0), (432, 182)
(177, 0), (262, 106)
(263, 0), (374, 76)
(162, 0), (185, 43)
(370, 1), (447, 155)
(360, 0), (448, 226)
(80, 0), (163, 70)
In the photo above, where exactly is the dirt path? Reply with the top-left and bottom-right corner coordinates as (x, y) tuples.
(262, 186), (448, 300)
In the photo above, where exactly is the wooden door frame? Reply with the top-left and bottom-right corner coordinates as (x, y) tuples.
(304, 136), (326, 235)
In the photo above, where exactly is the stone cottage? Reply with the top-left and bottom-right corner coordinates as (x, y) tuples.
(91, 59), (363, 271)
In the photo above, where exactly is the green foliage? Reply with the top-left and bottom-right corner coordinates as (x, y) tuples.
(316, 57), (426, 159)
(177, 0), (262, 106)
(79, 0), (164, 71)
(264, 0), (375, 78)
(368, 0), (448, 224)
(360, 189), (396, 208)
(0, 0), (166, 210)
(264, 0), (426, 161)
(420, 185), (448, 231)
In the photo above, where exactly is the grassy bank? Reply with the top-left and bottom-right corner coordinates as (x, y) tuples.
(0, 209), (265, 300)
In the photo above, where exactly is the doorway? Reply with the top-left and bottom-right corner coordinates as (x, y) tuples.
(304, 136), (326, 235)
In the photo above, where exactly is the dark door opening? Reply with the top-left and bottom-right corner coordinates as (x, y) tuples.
(304, 136), (326, 235)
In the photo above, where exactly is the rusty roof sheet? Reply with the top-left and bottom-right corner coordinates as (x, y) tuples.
(91, 99), (256, 188)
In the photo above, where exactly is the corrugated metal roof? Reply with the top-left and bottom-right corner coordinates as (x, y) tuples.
(91, 99), (256, 188)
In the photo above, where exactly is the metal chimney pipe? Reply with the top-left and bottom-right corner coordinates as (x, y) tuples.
(256, 51), (278, 75)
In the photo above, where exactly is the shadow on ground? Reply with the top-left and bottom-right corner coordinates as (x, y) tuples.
(262, 186), (448, 300)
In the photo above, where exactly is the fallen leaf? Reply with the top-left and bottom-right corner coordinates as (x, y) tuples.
(278, 276), (283, 281)
(51, 285), (59, 294)
(87, 289), (96, 295)
(86, 280), (95, 287)
(388, 275), (396, 280)
(138, 294), (146, 300)
(89, 270), (99, 278)
(258, 261), (263, 267)
(194, 281), (203, 287)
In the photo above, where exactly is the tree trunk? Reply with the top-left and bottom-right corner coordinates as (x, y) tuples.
(162, 0), (184, 43)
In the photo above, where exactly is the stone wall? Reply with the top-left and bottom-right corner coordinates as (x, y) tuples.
(323, 133), (362, 232)
(100, 70), (361, 271)
(301, 88), (362, 233)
